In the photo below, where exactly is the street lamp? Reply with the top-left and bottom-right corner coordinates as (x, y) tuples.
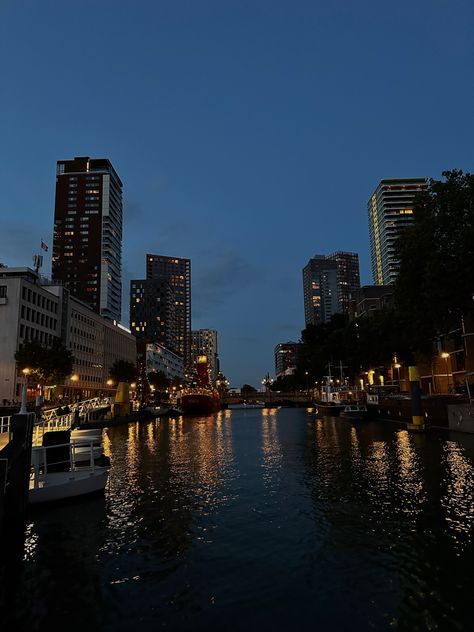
(305, 371), (309, 393)
(262, 373), (273, 393)
(441, 352), (450, 393)
(394, 363), (401, 387)
(20, 368), (30, 414)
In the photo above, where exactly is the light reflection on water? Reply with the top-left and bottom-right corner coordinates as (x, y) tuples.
(3, 409), (474, 631)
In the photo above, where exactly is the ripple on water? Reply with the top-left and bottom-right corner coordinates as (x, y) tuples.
(7, 411), (474, 631)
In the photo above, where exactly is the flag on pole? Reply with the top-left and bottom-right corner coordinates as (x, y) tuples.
(40, 240), (48, 252)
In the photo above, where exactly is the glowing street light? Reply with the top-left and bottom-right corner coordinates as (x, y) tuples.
(441, 352), (450, 392)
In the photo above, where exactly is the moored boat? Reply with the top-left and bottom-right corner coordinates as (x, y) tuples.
(181, 355), (221, 415)
(181, 390), (220, 415)
(340, 404), (368, 421)
(29, 440), (109, 504)
(315, 402), (346, 417)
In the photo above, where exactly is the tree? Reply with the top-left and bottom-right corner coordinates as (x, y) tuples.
(15, 338), (74, 389)
(109, 360), (138, 383)
(147, 370), (169, 389)
(395, 170), (474, 358)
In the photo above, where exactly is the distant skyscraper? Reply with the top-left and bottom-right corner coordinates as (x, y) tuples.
(192, 329), (219, 382)
(303, 252), (360, 326)
(274, 342), (301, 378)
(368, 178), (428, 285)
(52, 156), (123, 321)
(146, 254), (191, 368)
(129, 278), (177, 352)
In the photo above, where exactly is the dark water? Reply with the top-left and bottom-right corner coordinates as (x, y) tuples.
(3, 408), (474, 631)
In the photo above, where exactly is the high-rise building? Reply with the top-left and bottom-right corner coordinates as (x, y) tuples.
(129, 278), (177, 352)
(368, 178), (428, 285)
(146, 254), (191, 368)
(274, 342), (301, 378)
(192, 329), (219, 382)
(303, 252), (360, 326)
(52, 156), (123, 321)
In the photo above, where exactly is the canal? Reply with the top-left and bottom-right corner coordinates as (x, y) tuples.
(2, 408), (474, 631)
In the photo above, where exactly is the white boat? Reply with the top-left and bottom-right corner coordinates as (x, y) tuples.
(228, 401), (265, 410)
(340, 404), (368, 421)
(29, 440), (109, 505)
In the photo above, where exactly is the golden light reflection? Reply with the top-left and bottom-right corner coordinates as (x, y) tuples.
(167, 413), (235, 511)
(441, 441), (474, 550)
(367, 441), (389, 491)
(261, 410), (282, 488)
(395, 430), (425, 518)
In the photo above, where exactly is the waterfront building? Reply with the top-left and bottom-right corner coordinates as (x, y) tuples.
(52, 156), (123, 321)
(0, 266), (135, 402)
(303, 252), (360, 326)
(146, 254), (191, 369)
(145, 342), (184, 381)
(348, 285), (394, 320)
(274, 342), (301, 378)
(0, 267), (61, 402)
(192, 329), (219, 382)
(368, 178), (428, 285)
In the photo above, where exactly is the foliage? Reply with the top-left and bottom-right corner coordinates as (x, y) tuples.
(15, 337), (74, 386)
(395, 170), (474, 357)
(109, 359), (138, 383)
(147, 370), (169, 389)
(270, 374), (295, 391)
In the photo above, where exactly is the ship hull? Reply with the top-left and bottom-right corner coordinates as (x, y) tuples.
(181, 393), (220, 415)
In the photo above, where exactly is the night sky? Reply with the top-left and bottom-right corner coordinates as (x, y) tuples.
(1, 0), (473, 387)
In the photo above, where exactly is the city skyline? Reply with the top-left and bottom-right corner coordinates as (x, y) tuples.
(1, 1), (473, 386)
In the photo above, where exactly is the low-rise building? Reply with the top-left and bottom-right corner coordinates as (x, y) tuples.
(145, 342), (184, 381)
(0, 266), (136, 402)
(348, 285), (394, 320)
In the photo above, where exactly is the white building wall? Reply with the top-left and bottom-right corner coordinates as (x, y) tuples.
(0, 270), (61, 402)
(146, 342), (184, 380)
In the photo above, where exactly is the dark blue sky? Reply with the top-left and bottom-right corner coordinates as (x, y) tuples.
(1, 0), (473, 387)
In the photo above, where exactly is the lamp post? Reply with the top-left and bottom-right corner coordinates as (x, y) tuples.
(262, 373), (273, 398)
(394, 363), (401, 388)
(305, 371), (309, 394)
(441, 352), (450, 393)
(20, 368), (31, 414)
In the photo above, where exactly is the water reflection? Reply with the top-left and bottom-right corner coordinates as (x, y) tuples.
(4, 411), (474, 631)
(261, 409), (282, 490)
(441, 440), (474, 550)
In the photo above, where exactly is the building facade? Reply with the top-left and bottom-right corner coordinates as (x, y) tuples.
(146, 254), (191, 368)
(0, 267), (135, 402)
(192, 329), (219, 382)
(348, 285), (394, 320)
(146, 342), (184, 381)
(368, 178), (428, 285)
(52, 156), (123, 321)
(129, 278), (177, 353)
(303, 252), (360, 326)
(274, 342), (301, 378)
(0, 267), (61, 402)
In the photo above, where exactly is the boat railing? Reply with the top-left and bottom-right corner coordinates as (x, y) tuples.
(32, 413), (76, 447)
(30, 440), (99, 489)
(0, 415), (12, 440)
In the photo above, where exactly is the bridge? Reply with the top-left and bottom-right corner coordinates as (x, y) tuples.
(0, 397), (113, 449)
(222, 392), (314, 406)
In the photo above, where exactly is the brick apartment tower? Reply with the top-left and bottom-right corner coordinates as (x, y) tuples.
(52, 156), (123, 321)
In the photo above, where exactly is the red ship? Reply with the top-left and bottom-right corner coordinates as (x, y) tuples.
(181, 355), (221, 415)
